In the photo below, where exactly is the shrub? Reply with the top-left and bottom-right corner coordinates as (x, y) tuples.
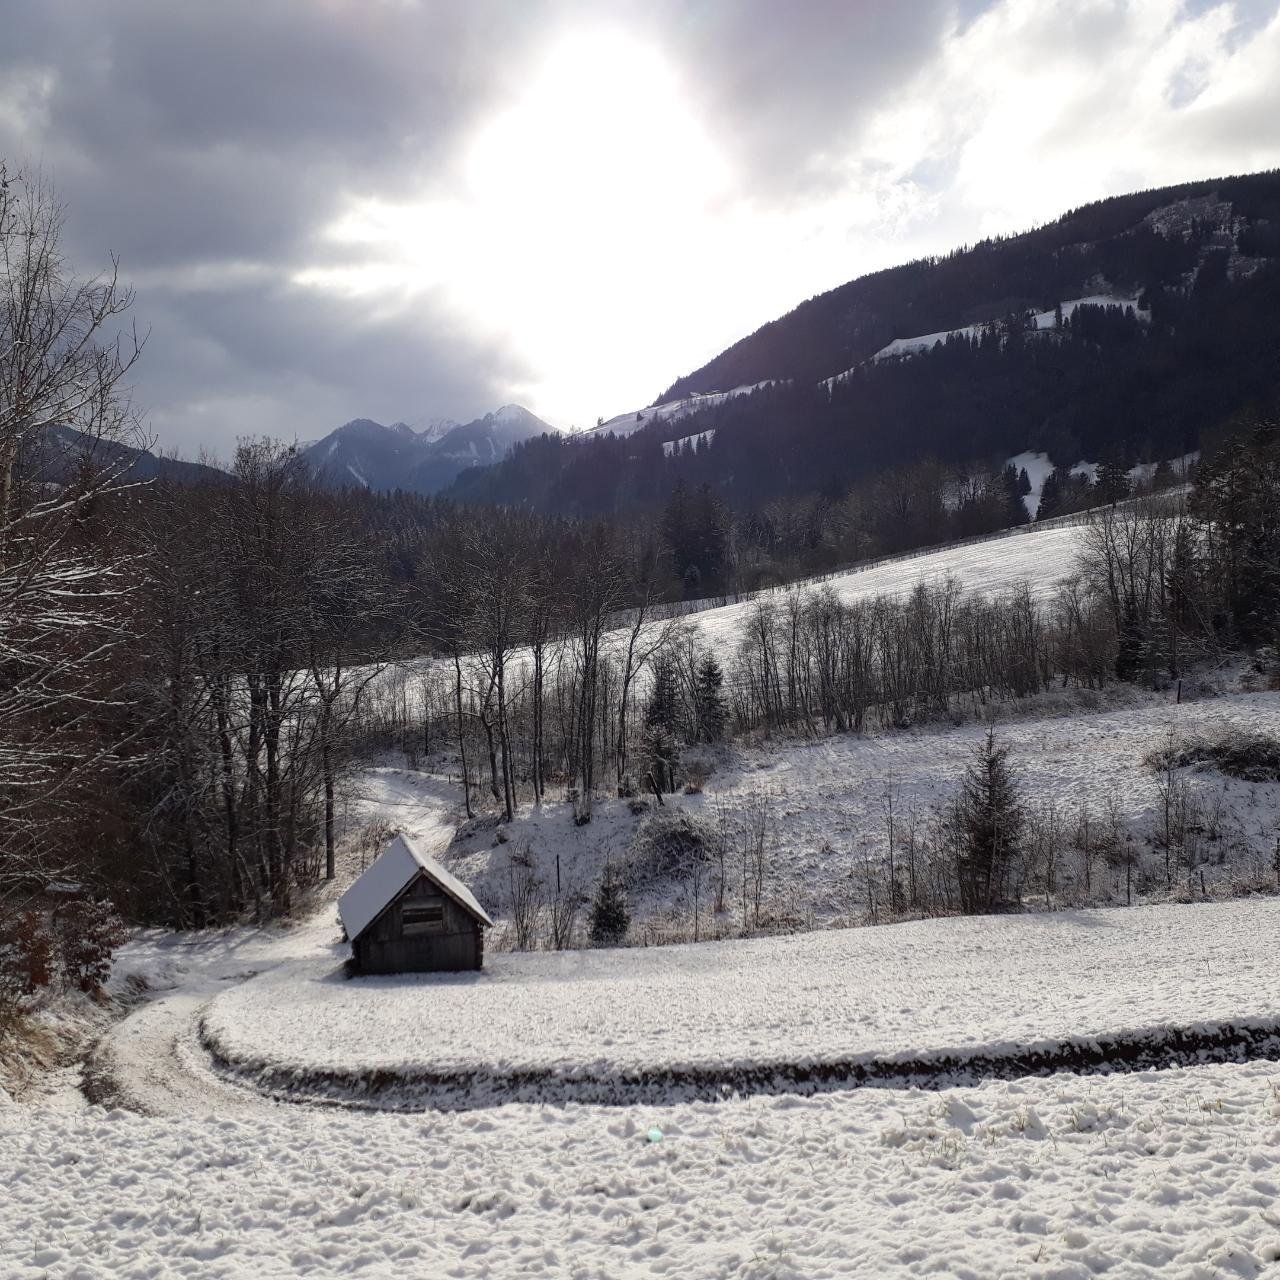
(51, 899), (129, 994)
(628, 809), (714, 888)
(0, 911), (56, 1009)
(682, 759), (713, 795)
(1146, 730), (1280, 783)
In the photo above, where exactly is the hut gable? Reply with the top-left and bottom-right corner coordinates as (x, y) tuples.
(338, 835), (493, 974)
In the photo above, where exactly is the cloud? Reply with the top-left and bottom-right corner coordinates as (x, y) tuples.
(1, 0), (1278, 452)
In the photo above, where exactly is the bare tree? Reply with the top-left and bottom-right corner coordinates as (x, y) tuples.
(504, 842), (543, 951)
(0, 164), (145, 894)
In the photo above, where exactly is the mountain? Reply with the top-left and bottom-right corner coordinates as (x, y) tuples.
(450, 170), (1280, 516)
(33, 425), (227, 487)
(301, 405), (553, 495)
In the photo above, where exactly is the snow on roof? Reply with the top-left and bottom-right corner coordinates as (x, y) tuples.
(338, 834), (493, 940)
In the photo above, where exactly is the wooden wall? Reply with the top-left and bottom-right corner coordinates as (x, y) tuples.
(353, 873), (484, 974)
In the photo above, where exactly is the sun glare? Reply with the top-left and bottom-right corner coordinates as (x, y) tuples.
(298, 28), (737, 425)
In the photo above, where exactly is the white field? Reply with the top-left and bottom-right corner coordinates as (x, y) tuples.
(9, 519), (1280, 1278)
(358, 517), (1093, 750)
(680, 520), (1086, 655)
(203, 897), (1280, 1085)
(11, 885), (1280, 1276)
(6, 1057), (1280, 1278)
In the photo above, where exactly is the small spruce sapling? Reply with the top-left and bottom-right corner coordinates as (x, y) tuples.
(588, 864), (630, 946)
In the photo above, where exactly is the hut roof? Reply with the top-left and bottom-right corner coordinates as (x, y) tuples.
(338, 834), (493, 941)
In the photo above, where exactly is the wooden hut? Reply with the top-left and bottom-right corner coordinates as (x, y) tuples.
(338, 834), (493, 974)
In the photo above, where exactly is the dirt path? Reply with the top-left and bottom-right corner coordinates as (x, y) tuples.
(83, 768), (458, 1117)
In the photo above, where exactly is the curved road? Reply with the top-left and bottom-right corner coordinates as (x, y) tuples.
(87, 767), (457, 1116)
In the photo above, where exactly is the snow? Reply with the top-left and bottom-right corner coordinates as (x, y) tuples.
(870, 295), (1149, 364)
(662, 427), (716, 457)
(1007, 450), (1055, 518)
(204, 892), (1280, 1089)
(872, 321), (988, 362)
(338, 832), (492, 941)
(1130, 450), (1200, 488)
(824, 295), (1152, 386)
(10, 686), (1280, 1274)
(6, 1057), (1280, 1277)
(686, 520), (1085, 655)
(1007, 450), (1196, 517)
(431, 686), (1280, 972)
(587, 382), (775, 439)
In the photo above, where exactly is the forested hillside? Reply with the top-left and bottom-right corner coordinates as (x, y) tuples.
(452, 171), (1280, 519)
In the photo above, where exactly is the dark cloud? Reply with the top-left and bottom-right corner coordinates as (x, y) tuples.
(637, 0), (986, 196)
(0, 0), (1023, 452)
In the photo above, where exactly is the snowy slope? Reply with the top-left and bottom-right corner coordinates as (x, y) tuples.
(824, 295), (1151, 388)
(685, 520), (1086, 654)
(586, 382), (774, 439)
(204, 895), (1280, 1085)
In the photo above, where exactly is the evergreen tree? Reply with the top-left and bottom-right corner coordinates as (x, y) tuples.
(1001, 463), (1030, 526)
(661, 480), (730, 593)
(1017, 467), (1032, 496)
(588, 864), (630, 945)
(952, 728), (1024, 913)
(693, 653), (728, 742)
(1036, 469), (1062, 521)
(643, 656), (681, 791)
(1095, 454), (1132, 505)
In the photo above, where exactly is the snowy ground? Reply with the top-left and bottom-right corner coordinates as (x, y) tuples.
(202, 897), (1280, 1097)
(363, 517), (1092, 730)
(443, 688), (1280, 938)
(7, 1047), (1280, 1276)
(684, 520), (1086, 654)
(72, 772), (460, 1118)
(9, 706), (1280, 1274)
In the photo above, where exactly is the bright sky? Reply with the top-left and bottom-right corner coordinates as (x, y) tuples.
(3, 0), (1280, 447)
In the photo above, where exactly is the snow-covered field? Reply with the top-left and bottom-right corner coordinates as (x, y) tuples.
(202, 896), (1280, 1096)
(7, 1057), (1280, 1278)
(9, 515), (1280, 1277)
(9, 688), (1280, 1275)
(684, 519), (1086, 654)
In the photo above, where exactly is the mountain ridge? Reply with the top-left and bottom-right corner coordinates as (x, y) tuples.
(449, 169), (1280, 517)
(301, 403), (554, 495)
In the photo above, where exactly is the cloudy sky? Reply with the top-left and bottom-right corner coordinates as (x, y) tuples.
(3, 0), (1279, 456)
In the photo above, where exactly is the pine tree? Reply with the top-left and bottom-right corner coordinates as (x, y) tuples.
(643, 656), (681, 791)
(693, 653), (728, 742)
(1017, 467), (1032, 496)
(1095, 454), (1132, 505)
(952, 728), (1024, 913)
(1036, 469), (1062, 521)
(588, 864), (630, 945)
(1001, 464), (1029, 526)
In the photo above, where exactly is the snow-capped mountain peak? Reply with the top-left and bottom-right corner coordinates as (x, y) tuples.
(300, 404), (553, 495)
